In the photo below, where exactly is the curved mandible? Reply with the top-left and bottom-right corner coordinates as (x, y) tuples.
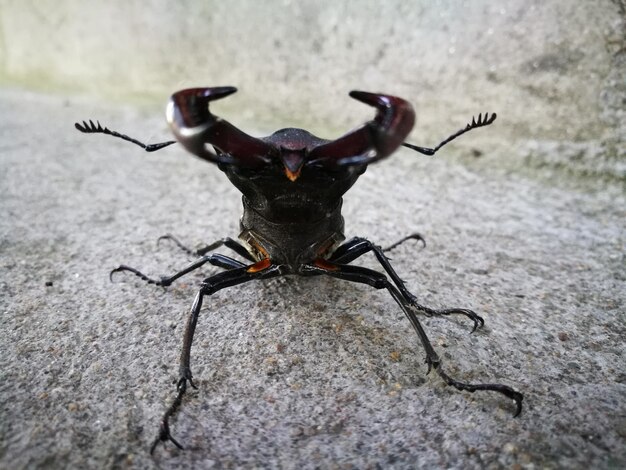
(167, 87), (277, 167)
(309, 91), (415, 167)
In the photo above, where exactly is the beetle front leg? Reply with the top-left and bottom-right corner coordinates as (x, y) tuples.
(329, 237), (484, 332)
(151, 261), (285, 454)
(151, 285), (207, 454)
(302, 261), (523, 417)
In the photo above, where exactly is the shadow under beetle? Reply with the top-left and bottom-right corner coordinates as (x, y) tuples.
(76, 87), (523, 454)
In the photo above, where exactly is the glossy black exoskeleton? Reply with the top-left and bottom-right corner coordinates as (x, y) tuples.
(76, 87), (521, 454)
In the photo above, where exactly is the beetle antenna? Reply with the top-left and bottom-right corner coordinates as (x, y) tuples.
(402, 112), (496, 156)
(74, 120), (176, 152)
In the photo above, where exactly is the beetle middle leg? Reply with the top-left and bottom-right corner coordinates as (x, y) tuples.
(110, 253), (246, 287)
(329, 237), (484, 332)
(302, 261), (523, 417)
(151, 261), (285, 454)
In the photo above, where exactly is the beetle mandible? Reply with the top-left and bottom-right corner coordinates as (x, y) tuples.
(75, 87), (523, 453)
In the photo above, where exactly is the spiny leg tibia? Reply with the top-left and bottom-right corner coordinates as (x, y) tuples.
(150, 262), (284, 454)
(383, 232), (426, 251)
(110, 253), (245, 286)
(302, 261), (523, 416)
(330, 237), (484, 332)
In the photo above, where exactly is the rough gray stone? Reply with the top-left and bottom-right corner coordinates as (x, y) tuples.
(0, 88), (624, 469)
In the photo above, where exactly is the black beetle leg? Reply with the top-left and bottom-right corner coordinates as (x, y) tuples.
(301, 261), (523, 417)
(157, 234), (256, 261)
(382, 233), (426, 251)
(110, 253), (246, 287)
(151, 261), (285, 454)
(329, 238), (484, 333)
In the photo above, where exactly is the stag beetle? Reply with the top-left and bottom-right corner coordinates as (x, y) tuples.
(75, 87), (522, 453)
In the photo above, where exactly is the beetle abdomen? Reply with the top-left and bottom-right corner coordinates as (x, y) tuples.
(239, 198), (345, 268)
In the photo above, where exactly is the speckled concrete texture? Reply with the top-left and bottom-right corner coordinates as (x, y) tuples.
(2, 1), (625, 465)
(0, 89), (624, 469)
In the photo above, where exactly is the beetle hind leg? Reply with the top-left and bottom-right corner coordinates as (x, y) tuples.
(329, 237), (484, 333)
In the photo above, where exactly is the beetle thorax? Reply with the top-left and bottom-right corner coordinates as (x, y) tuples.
(216, 128), (367, 266)
(223, 164), (365, 266)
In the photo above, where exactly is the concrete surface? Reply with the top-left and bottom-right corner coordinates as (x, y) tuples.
(0, 2), (625, 467)
(0, 87), (624, 469)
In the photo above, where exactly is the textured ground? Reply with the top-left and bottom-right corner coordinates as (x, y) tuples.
(0, 89), (625, 469)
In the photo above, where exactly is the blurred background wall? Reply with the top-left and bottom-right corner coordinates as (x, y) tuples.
(0, 0), (624, 182)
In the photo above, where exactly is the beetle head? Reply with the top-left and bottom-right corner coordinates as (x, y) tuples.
(167, 87), (415, 181)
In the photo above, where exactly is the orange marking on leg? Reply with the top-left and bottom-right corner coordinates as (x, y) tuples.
(248, 238), (270, 260)
(316, 239), (337, 259)
(314, 258), (340, 272)
(247, 258), (271, 273)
